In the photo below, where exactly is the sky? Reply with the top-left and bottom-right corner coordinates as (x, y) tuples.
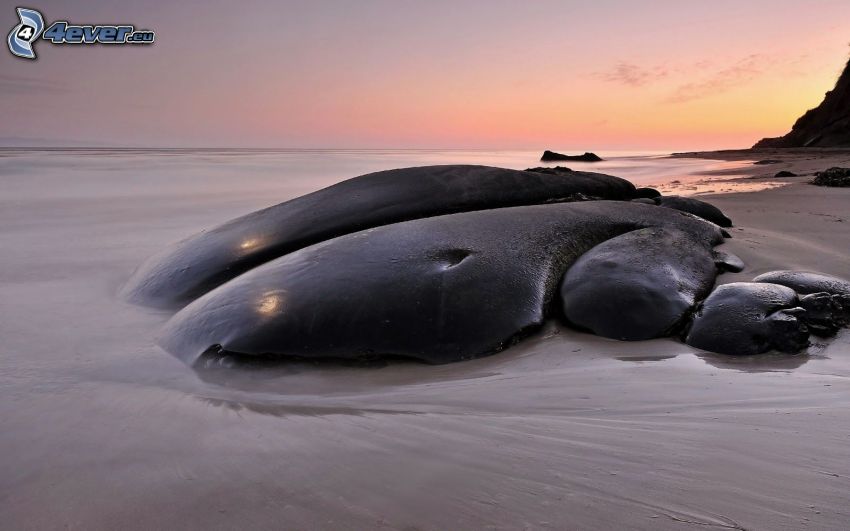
(1, 0), (849, 150)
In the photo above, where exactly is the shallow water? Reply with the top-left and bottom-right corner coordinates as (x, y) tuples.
(1, 149), (847, 530)
(0, 147), (780, 200)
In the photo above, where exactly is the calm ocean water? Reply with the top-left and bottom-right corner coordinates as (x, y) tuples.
(0, 148), (777, 204)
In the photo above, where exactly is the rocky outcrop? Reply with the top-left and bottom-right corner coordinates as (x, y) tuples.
(541, 150), (603, 162)
(812, 167), (850, 187)
(754, 57), (850, 148)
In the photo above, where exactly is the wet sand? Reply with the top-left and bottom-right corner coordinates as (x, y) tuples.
(1, 149), (849, 530)
(671, 147), (850, 191)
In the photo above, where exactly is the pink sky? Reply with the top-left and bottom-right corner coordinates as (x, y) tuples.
(2, 0), (849, 150)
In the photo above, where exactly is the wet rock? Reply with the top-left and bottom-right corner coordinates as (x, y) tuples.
(657, 196), (733, 227)
(752, 270), (850, 296)
(686, 283), (809, 356)
(525, 166), (573, 174)
(635, 187), (661, 198)
(753, 270), (850, 335)
(540, 150), (603, 162)
(561, 227), (721, 341)
(812, 167), (850, 187)
(158, 201), (726, 365)
(122, 165), (638, 308)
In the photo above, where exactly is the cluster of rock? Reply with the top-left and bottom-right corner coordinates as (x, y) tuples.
(122, 165), (850, 367)
(812, 167), (850, 187)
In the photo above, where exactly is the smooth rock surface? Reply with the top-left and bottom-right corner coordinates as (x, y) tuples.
(657, 195), (733, 227)
(753, 270), (850, 296)
(560, 227), (720, 340)
(686, 282), (809, 355)
(160, 201), (725, 365)
(123, 165), (637, 308)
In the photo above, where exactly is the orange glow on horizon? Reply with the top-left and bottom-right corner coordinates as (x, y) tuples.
(3, 2), (849, 150)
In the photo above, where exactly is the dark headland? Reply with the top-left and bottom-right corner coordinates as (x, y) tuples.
(754, 56), (850, 148)
(675, 53), (850, 187)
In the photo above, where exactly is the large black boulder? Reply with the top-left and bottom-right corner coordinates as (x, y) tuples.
(122, 165), (637, 308)
(686, 283), (809, 356)
(561, 227), (721, 341)
(158, 201), (725, 366)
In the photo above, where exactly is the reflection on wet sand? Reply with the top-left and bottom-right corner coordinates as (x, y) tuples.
(189, 320), (818, 401)
(197, 396), (419, 418)
(190, 348), (486, 393)
(618, 350), (812, 373)
(696, 351), (812, 372)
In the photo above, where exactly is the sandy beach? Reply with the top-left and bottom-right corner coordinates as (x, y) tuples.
(5, 1), (850, 528)
(0, 148), (847, 530)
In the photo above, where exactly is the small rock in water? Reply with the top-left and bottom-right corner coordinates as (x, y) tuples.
(540, 150), (603, 162)
(774, 170), (797, 177)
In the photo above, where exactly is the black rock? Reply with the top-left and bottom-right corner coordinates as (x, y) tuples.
(541, 150), (603, 162)
(561, 227), (720, 341)
(656, 196), (733, 227)
(525, 166), (573, 174)
(811, 167), (850, 187)
(753, 159), (783, 165)
(686, 283), (809, 356)
(753, 270), (850, 337)
(635, 187), (661, 198)
(752, 270), (850, 297)
(774, 170), (797, 177)
(122, 165), (638, 308)
(158, 201), (727, 365)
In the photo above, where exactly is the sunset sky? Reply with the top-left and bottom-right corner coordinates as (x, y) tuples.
(2, 0), (849, 150)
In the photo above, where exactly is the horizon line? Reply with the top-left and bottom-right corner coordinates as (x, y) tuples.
(0, 146), (746, 152)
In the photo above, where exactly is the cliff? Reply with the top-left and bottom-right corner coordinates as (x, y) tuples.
(754, 57), (850, 148)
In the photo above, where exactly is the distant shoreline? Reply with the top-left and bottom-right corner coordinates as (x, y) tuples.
(671, 147), (850, 160)
(668, 147), (850, 193)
